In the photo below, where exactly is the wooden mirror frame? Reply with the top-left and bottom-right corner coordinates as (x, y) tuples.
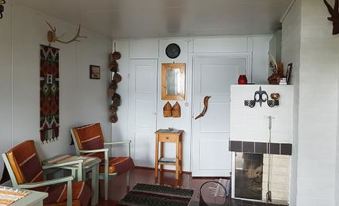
(161, 63), (186, 100)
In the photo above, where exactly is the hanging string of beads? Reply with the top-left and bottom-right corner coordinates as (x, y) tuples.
(108, 42), (122, 123)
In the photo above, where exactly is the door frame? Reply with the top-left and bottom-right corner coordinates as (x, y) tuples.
(190, 52), (252, 176)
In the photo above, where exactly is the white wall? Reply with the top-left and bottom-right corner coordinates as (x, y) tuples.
(337, 68), (339, 205)
(230, 85), (294, 143)
(297, 0), (339, 205)
(0, 1), (13, 180)
(337, 66), (339, 205)
(281, 0), (301, 205)
(282, 0), (339, 205)
(113, 35), (271, 172)
(0, 3), (112, 178)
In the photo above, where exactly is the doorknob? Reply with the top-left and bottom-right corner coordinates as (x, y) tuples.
(194, 96), (211, 120)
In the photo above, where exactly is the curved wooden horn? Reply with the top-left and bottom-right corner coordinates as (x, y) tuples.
(195, 96), (211, 120)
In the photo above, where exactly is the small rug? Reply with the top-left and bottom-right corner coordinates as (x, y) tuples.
(119, 183), (194, 206)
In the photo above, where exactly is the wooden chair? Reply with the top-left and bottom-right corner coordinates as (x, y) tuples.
(2, 140), (91, 206)
(71, 123), (134, 200)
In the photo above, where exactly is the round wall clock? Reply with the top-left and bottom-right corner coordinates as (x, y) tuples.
(165, 43), (181, 59)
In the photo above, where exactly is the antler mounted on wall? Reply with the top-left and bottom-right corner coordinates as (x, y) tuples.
(324, 0), (339, 35)
(46, 21), (87, 44)
(0, 0), (6, 19)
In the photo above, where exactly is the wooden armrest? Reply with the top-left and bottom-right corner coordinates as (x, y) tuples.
(104, 140), (131, 146)
(104, 140), (132, 157)
(18, 176), (73, 189)
(79, 148), (109, 153)
(42, 159), (84, 170)
(79, 148), (109, 161)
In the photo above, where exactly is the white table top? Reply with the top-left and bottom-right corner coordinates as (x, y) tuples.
(43, 155), (101, 170)
(12, 190), (48, 206)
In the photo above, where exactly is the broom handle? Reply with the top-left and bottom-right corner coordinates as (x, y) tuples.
(267, 116), (273, 201)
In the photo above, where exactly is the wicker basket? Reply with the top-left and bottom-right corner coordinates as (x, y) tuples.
(163, 102), (172, 117)
(172, 102), (181, 118)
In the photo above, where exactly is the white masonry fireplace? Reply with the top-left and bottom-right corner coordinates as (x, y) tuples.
(230, 85), (294, 205)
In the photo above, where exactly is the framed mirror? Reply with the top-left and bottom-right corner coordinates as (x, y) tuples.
(161, 63), (186, 100)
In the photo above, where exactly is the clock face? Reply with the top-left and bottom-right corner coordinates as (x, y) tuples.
(165, 43), (181, 59)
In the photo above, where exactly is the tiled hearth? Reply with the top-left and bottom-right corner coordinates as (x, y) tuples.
(230, 141), (292, 156)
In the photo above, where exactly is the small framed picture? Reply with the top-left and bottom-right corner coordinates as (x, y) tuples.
(286, 63), (293, 85)
(90, 65), (100, 79)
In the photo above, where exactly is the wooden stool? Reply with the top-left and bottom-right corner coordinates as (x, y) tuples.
(155, 129), (184, 180)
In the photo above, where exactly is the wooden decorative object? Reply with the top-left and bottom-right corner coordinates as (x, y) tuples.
(268, 62), (284, 85)
(0, 0), (6, 19)
(108, 81), (117, 96)
(46, 21), (86, 45)
(324, 0), (339, 35)
(161, 63), (186, 100)
(195, 96), (211, 120)
(163, 102), (172, 117)
(112, 93), (121, 107)
(112, 72), (122, 83)
(110, 60), (119, 73)
(172, 102), (181, 118)
(108, 43), (122, 123)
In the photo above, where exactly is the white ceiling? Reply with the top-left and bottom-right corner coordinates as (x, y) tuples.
(15, 0), (292, 38)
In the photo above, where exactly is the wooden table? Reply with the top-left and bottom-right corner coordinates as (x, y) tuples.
(155, 129), (184, 179)
(43, 155), (101, 206)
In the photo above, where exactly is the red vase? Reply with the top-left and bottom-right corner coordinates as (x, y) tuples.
(238, 75), (248, 84)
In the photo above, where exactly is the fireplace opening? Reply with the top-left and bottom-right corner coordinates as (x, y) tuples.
(235, 153), (263, 200)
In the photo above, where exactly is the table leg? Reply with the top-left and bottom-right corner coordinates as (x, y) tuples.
(71, 168), (78, 181)
(175, 140), (180, 179)
(75, 162), (83, 181)
(155, 135), (159, 178)
(160, 142), (164, 172)
(179, 139), (183, 174)
(91, 164), (99, 206)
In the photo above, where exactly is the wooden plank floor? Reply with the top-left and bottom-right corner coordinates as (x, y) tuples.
(96, 167), (287, 206)
(97, 167), (221, 205)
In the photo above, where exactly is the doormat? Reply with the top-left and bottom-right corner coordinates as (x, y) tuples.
(40, 45), (60, 143)
(120, 183), (194, 206)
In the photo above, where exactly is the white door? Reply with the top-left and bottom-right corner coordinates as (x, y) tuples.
(129, 59), (158, 167)
(192, 56), (250, 177)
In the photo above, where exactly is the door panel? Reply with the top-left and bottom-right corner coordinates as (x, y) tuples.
(130, 59), (158, 167)
(192, 56), (249, 177)
(200, 102), (228, 132)
(200, 139), (229, 170)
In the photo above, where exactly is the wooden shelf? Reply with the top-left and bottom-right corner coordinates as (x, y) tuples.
(158, 157), (176, 164)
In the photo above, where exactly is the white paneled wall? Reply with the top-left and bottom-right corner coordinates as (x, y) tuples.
(0, 3), (112, 178)
(114, 35), (272, 172)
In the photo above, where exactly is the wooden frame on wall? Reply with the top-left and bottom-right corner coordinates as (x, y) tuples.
(89, 65), (101, 79)
(161, 63), (186, 100)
